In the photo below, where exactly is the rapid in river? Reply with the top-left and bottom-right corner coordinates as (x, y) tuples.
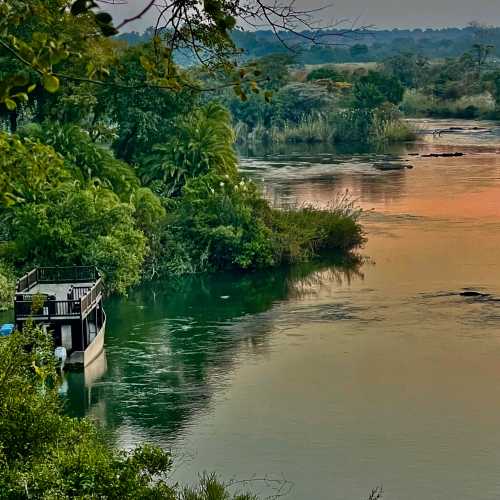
(56, 118), (500, 499)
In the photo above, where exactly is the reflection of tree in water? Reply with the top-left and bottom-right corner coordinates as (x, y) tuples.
(65, 255), (363, 445)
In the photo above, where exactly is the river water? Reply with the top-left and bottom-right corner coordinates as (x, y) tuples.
(62, 119), (500, 499)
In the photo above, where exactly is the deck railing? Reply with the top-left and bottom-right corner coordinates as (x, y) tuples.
(17, 266), (98, 292)
(14, 267), (103, 321)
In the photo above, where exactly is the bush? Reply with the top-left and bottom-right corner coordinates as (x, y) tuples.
(331, 109), (373, 143)
(400, 89), (437, 116)
(371, 104), (417, 143)
(271, 194), (364, 262)
(0, 260), (14, 311)
(158, 173), (277, 274)
(153, 174), (364, 277)
(306, 67), (342, 82)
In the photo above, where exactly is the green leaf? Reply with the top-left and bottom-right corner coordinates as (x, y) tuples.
(27, 84), (37, 93)
(43, 75), (60, 93)
(71, 0), (89, 16)
(4, 98), (16, 111)
(13, 92), (29, 103)
(95, 12), (113, 24)
(100, 24), (118, 37)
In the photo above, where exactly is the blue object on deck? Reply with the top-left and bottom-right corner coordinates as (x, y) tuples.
(0, 324), (14, 337)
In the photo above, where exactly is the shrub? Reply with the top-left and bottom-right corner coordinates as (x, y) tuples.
(155, 174), (364, 276)
(160, 173), (276, 274)
(371, 105), (417, 143)
(306, 67), (342, 81)
(271, 194), (364, 262)
(331, 109), (373, 143)
(0, 260), (14, 311)
(400, 89), (437, 116)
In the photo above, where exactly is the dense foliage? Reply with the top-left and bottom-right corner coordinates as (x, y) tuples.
(0, 0), (364, 297)
(228, 58), (414, 145)
(0, 260), (14, 311)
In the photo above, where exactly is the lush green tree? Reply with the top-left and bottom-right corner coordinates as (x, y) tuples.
(381, 54), (430, 88)
(353, 71), (405, 109)
(8, 185), (147, 294)
(0, 131), (67, 206)
(21, 122), (141, 199)
(97, 44), (198, 164)
(488, 71), (500, 107)
(140, 102), (237, 196)
(349, 44), (369, 59)
(273, 83), (334, 124)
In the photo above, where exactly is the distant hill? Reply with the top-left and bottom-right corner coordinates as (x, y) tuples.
(117, 25), (500, 65)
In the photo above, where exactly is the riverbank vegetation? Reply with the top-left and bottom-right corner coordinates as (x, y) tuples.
(0, 3), (364, 300)
(0, 260), (15, 312)
(226, 55), (416, 145)
(221, 23), (500, 143)
(384, 49), (500, 119)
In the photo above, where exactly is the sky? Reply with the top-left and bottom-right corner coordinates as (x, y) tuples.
(105, 0), (500, 33)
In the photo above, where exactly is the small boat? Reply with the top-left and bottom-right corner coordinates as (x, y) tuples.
(14, 266), (106, 369)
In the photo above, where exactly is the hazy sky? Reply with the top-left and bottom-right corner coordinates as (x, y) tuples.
(106, 0), (500, 32)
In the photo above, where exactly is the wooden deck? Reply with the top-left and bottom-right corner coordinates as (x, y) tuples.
(15, 267), (103, 322)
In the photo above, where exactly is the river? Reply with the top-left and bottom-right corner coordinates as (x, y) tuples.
(61, 119), (500, 499)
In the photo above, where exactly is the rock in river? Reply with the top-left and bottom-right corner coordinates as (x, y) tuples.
(421, 152), (464, 158)
(374, 162), (414, 171)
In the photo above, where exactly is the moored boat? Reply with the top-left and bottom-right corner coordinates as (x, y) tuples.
(14, 266), (106, 369)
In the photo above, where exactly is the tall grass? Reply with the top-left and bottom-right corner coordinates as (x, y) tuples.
(236, 109), (416, 146)
(371, 115), (417, 143)
(269, 114), (333, 144)
(272, 190), (365, 263)
(236, 114), (333, 145)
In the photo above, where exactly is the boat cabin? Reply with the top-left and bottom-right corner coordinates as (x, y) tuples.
(14, 266), (106, 368)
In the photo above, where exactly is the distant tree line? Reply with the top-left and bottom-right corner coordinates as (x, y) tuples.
(118, 24), (500, 65)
